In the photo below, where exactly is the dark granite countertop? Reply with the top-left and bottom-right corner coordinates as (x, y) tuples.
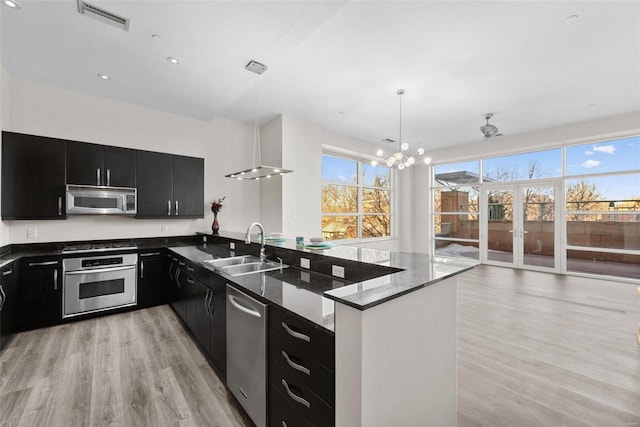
(168, 245), (349, 332)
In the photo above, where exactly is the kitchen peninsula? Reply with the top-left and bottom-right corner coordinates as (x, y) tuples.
(0, 231), (476, 427)
(192, 231), (477, 427)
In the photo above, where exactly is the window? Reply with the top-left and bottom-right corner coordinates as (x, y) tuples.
(322, 154), (392, 241)
(482, 148), (562, 181)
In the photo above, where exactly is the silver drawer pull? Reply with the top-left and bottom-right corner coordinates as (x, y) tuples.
(140, 252), (160, 257)
(281, 379), (310, 408)
(179, 261), (185, 266)
(28, 261), (58, 267)
(281, 322), (310, 342)
(281, 422), (287, 427)
(282, 351), (310, 375)
(186, 276), (195, 284)
(186, 264), (194, 272)
(2, 269), (12, 276)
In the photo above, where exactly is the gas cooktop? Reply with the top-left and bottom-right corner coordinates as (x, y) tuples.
(62, 241), (137, 254)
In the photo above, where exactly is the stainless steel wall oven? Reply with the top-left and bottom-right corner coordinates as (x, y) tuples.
(62, 252), (138, 318)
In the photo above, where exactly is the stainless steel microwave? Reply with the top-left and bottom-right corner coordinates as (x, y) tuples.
(66, 185), (137, 215)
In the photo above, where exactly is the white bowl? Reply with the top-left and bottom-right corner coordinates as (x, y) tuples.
(309, 237), (324, 244)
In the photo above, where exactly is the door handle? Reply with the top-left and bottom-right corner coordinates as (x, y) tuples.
(140, 260), (145, 279)
(167, 200), (171, 216)
(228, 294), (261, 317)
(204, 289), (211, 317)
(97, 168), (101, 186)
(281, 322), (310, 342)
(140, 252), (160, 258)
(0, 285), (6, 311)
(208, 290), (215, 318)
(65, 265), (136, 275)
(281, 379), (310, 408)
(53, 269), (58, 290)
(106, 169), (111, 186)
(58, 196), (63, 216)
(175, 200), (179, 216)
(281, 351), (311, 375)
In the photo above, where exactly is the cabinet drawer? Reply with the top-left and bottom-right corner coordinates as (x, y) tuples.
(269, 359), (333, 427)
(270, 305), (334, 371)
(269, 332), (334, 406)
(177, 258), (210, 285)
(269, 383), (314, 427)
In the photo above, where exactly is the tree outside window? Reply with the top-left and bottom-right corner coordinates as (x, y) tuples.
(322, 155), (391, 241)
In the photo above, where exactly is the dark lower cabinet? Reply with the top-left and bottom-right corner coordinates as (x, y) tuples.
(137, 249), (168, 308)
(0, 261), (18, 349)
(208, 275), (226, 381)
(168, 255), (188, 323)
(268, 304), (335, 427)
(183, 271), (210, 353)
(18, 257), (62, 331)
(1, 131), (66, 220)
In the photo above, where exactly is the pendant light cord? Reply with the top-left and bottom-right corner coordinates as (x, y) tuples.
(253, 74), (262, 168)
(398, 89), (402, 153)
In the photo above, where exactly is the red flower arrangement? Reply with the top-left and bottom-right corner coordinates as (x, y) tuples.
(211, 196), (226, 214)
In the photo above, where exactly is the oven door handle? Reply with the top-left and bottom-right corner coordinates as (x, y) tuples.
(64, 265), (136, 275)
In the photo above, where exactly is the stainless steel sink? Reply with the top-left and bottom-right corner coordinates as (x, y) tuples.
(221, 261), (288, 276)
(202, 255), (260, 270)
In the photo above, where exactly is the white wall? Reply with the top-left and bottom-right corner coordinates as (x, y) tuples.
(0, 66), (10, 246)
(259, 115), (283, 233)
(1, 75), (260, 244)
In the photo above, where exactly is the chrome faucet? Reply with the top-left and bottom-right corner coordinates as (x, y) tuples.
(245, 222), (266, 262)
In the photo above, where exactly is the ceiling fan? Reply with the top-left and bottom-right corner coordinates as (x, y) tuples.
(480, 113), (503, 138)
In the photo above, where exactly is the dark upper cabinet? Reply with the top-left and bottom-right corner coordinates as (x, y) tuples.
(136, 151), (174, 218)
(67, 141), (135, 187)
(1, 131), (66, 220)
(173, 155), (204, 218)
(17, 257), (62, 331)
(136, 151), (204, 218)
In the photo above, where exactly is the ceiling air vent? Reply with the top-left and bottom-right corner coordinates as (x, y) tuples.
(77, 0), (130, 31)
(382, 138), (396, 144)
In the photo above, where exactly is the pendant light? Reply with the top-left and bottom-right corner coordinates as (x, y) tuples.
(371, 89), (431, 170)
(225, 60), (293, 180)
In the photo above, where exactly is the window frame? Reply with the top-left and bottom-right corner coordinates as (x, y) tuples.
(322, 152), (394, 242)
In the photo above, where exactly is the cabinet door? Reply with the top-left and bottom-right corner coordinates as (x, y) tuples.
(103, 146), (136, 188)
(169, 258), (187, 323)
(1, 132), (66, 220)
(0, 262), (18, 349)
(209, 275), (227, 380)
(66, 141), (103, 186)
(137, 250), (168, 308)
(173, 155), (204, 218)
(186, 278), (210, 353)
(136, 151), (174, 218)
(18, 258), (62, 331)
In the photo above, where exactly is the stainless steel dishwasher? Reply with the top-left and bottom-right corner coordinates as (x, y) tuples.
(226, 284), (267, 427)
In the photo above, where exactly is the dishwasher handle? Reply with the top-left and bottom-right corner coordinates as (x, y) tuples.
(228, 294), (261, 318)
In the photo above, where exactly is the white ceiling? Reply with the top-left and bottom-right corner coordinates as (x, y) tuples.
(1, 1), (639, 152)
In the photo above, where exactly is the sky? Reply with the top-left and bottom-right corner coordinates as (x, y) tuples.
(435, 136), (639, 200)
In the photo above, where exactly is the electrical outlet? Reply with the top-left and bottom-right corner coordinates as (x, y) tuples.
(332, 265), (345, 278)
(300, 258), (310, 269)
(27, 228), (37, 238)
(230, 242), (235, 250)
(161, 224), (168, 233)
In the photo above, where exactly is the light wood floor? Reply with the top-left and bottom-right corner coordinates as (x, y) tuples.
(1, 266), (639, 426)
(0, 305), (251, 427)
(457, 265), (640, 427)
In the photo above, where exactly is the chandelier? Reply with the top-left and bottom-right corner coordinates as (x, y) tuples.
(371, 89), (431, 170)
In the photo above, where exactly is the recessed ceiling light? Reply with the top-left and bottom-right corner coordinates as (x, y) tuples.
(97, 73), (110, 80)
(3, 0), (21, 9)
(167, 57), (180, 64)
